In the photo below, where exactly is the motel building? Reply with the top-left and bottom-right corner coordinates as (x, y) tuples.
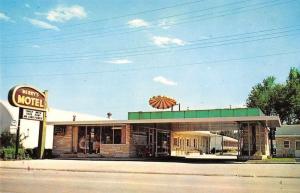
(49, 108), (280, 160)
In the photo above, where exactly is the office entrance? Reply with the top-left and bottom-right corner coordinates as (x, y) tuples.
(132, 125), (170, 157)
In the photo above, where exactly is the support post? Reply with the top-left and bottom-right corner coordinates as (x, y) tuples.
(248, 122), (250, 157)
(99, 126), (102, 155)
(15, 108), (22, 159)
(237, 124), (240, 156)
(259, 122), (262, 153)
(221, 133), (224, 155)
(37, 90), (48, 159)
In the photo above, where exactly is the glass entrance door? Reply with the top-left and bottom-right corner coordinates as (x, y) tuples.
(156, 129), (170, 156)
(78, 126), (100, 154)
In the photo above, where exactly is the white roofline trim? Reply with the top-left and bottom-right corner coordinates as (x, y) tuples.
(47, 115), (280, 126)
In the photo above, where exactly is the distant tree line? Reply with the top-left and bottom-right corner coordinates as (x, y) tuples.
(246, 67), (300, 124)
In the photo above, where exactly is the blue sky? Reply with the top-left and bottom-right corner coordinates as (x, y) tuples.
(1, 0), (300, 119)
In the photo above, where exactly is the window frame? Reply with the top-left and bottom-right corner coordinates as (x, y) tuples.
(283, 140), (290, 149)
(54, 125), (66, 136)
(295, 140), (300, 151)
(173, 138), (178, 146)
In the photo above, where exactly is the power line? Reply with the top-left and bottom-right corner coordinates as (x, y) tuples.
(3, 50), (300, 78)
(2, 28), (299, 63)
(5, 0), (208, 37)
(5, 0), (207, 36)
(2, 0), (253, 44)
(4, 25), (299, 59)
(3, 0), (291, 47)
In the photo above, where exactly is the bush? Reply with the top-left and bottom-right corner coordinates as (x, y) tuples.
(0, 147), (27, 160)
(25, 148), (38, 159)
(24, 148), (53, 159)
(44, 149), (52, 159)
(0, 132), (16, 148)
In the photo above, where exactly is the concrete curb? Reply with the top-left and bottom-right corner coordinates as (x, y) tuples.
(1, 166), (300, 179)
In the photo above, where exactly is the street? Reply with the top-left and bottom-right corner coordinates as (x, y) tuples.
(1, 160), (300, 193)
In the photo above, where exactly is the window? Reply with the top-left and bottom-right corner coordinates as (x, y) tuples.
(113, 128), (122, 144)
(54, 125), (66, 136)
(173, 138), (178, 146)
(101, 127), (113, 144)
(187, 139), (190, 147)
(194, 139), (197, 148)
(284, 140), (290, 148)
(132, 127), (147, 145)
(296, 141), (300, 150)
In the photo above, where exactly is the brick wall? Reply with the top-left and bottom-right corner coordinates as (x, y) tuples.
(100, 124), (132, 158)
(53, 124), (133, 157)
(53, 126), (73, 155)
(99, 144), (130, 157)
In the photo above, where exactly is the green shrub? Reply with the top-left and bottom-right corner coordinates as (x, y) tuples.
(0, 132), (16, 148)
(0, 147), (27, 160)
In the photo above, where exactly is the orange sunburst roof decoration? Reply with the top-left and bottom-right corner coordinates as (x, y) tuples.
(149, 95), (177, 109)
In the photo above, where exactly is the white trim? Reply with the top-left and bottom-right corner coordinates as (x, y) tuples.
(48, 116), (280, 127)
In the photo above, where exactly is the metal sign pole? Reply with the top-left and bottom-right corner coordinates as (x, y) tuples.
(15, 108), (23, 159)
(37, 91), (48, 159)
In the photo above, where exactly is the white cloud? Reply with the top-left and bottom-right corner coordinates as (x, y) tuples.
(25, 4), (30, 8)
(32, 44), (40, 48)
(127, 19), (149, 28)
(152, 36), (186, 47)
(24, 17), (60, 31)
(153, 76), (177, 86)
(47, 5), (87, 22)
(106, 59), (132, 64)
(158, 19), (175, 29)
(0, 12), (11, 22)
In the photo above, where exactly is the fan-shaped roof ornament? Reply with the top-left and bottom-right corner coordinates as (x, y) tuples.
(149, 95), (177, 109)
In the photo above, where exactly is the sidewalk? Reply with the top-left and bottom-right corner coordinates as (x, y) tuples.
(1, 159), (300, 178)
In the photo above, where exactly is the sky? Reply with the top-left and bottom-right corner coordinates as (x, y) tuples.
(1, 0), (300, 119)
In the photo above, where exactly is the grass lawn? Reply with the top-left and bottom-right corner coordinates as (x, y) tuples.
(264, 157), (296, 162)
(248, 157), (297, 163)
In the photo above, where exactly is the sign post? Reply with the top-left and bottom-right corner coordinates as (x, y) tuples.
(8, 85), (47, 159)
(37, 91), (48, 159)
(15, 108), (22, 159)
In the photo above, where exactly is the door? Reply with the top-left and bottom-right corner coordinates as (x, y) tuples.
(295, 141), (300, 157)
(148, 128), (155, 157)
(156, 129), (170, 157)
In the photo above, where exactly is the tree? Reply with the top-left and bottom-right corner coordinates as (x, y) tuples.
(285, 67), (300, 123)
(246, 67), (300, 124)
(246, 76), (277, 116)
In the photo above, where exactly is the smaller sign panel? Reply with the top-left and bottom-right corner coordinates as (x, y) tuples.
(22, 109), (44, 121)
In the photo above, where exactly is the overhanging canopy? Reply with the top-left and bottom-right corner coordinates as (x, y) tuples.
(48, 115), (281, 129)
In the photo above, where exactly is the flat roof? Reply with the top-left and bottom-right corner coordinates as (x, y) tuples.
(128, 108), (264, 120)
(48, 115), (281, 128)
